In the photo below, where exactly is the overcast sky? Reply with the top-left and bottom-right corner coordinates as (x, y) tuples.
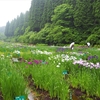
(0, 0), (31, 27)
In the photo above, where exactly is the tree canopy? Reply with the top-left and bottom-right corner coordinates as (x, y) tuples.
(4, 0), (100, 45)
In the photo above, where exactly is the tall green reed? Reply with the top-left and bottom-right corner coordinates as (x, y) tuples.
(0, 59), (27, 100)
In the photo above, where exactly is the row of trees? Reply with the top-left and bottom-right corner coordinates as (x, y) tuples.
(5, 11), (29, 37)
(4, 0), (100, 45)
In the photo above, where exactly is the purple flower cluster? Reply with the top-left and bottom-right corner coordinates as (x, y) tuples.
(28, 62), (33, 65)
(87, 55), (98, 60)
(33, 60), (42, 64)
(73, 59), (100, 69)
(27, 60), (48, 65)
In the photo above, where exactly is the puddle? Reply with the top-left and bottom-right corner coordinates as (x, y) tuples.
(28, 90), (39, 100)
(28, 92), (34, 100)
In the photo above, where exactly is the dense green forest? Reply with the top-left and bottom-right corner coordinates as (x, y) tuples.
(4, 0), (100, 46)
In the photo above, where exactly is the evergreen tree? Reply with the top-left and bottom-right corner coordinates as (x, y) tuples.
(5, 21), (10, 37)
(29, 0), (66, 32)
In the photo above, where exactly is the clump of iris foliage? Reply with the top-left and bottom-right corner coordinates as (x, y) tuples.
(0, 41), (100, 100)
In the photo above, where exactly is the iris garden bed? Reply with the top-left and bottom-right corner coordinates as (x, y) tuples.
(0, 41), (100, 100)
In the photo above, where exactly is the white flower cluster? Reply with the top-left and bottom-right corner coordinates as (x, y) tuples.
(0, 54), (12, 59)
(48, 54), (77, 62)
(13, 50), (20, 55)
(56, 63), (61, 68)
(1, 54), (4, 59)
(31, 50), (52, 55)
(51, 54), (77, 68)
(61, 54), (77, 61)
(12, 58), (19, 62)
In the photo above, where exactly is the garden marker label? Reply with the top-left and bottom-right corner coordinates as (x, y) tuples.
(18, 53), (20, 57)
(15, 96), (25, 100)
(69, 90), (72, 100)
(62, 70), (68, 75)
(42, 61), (46, 64)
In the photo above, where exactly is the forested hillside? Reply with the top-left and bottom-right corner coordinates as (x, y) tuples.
(4, 0), (100, 46)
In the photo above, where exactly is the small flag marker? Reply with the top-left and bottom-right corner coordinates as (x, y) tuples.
(15, 96), (25, 100)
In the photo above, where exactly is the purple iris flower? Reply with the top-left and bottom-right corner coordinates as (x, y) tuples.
(28, 62), (33, 65)
(33, 60), (42, 64)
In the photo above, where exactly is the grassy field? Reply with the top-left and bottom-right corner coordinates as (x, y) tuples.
(0, 41), (100, 100)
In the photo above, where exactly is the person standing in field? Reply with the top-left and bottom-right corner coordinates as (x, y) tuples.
(87, 42), (90, 47)
(70, 42), (75, 50)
